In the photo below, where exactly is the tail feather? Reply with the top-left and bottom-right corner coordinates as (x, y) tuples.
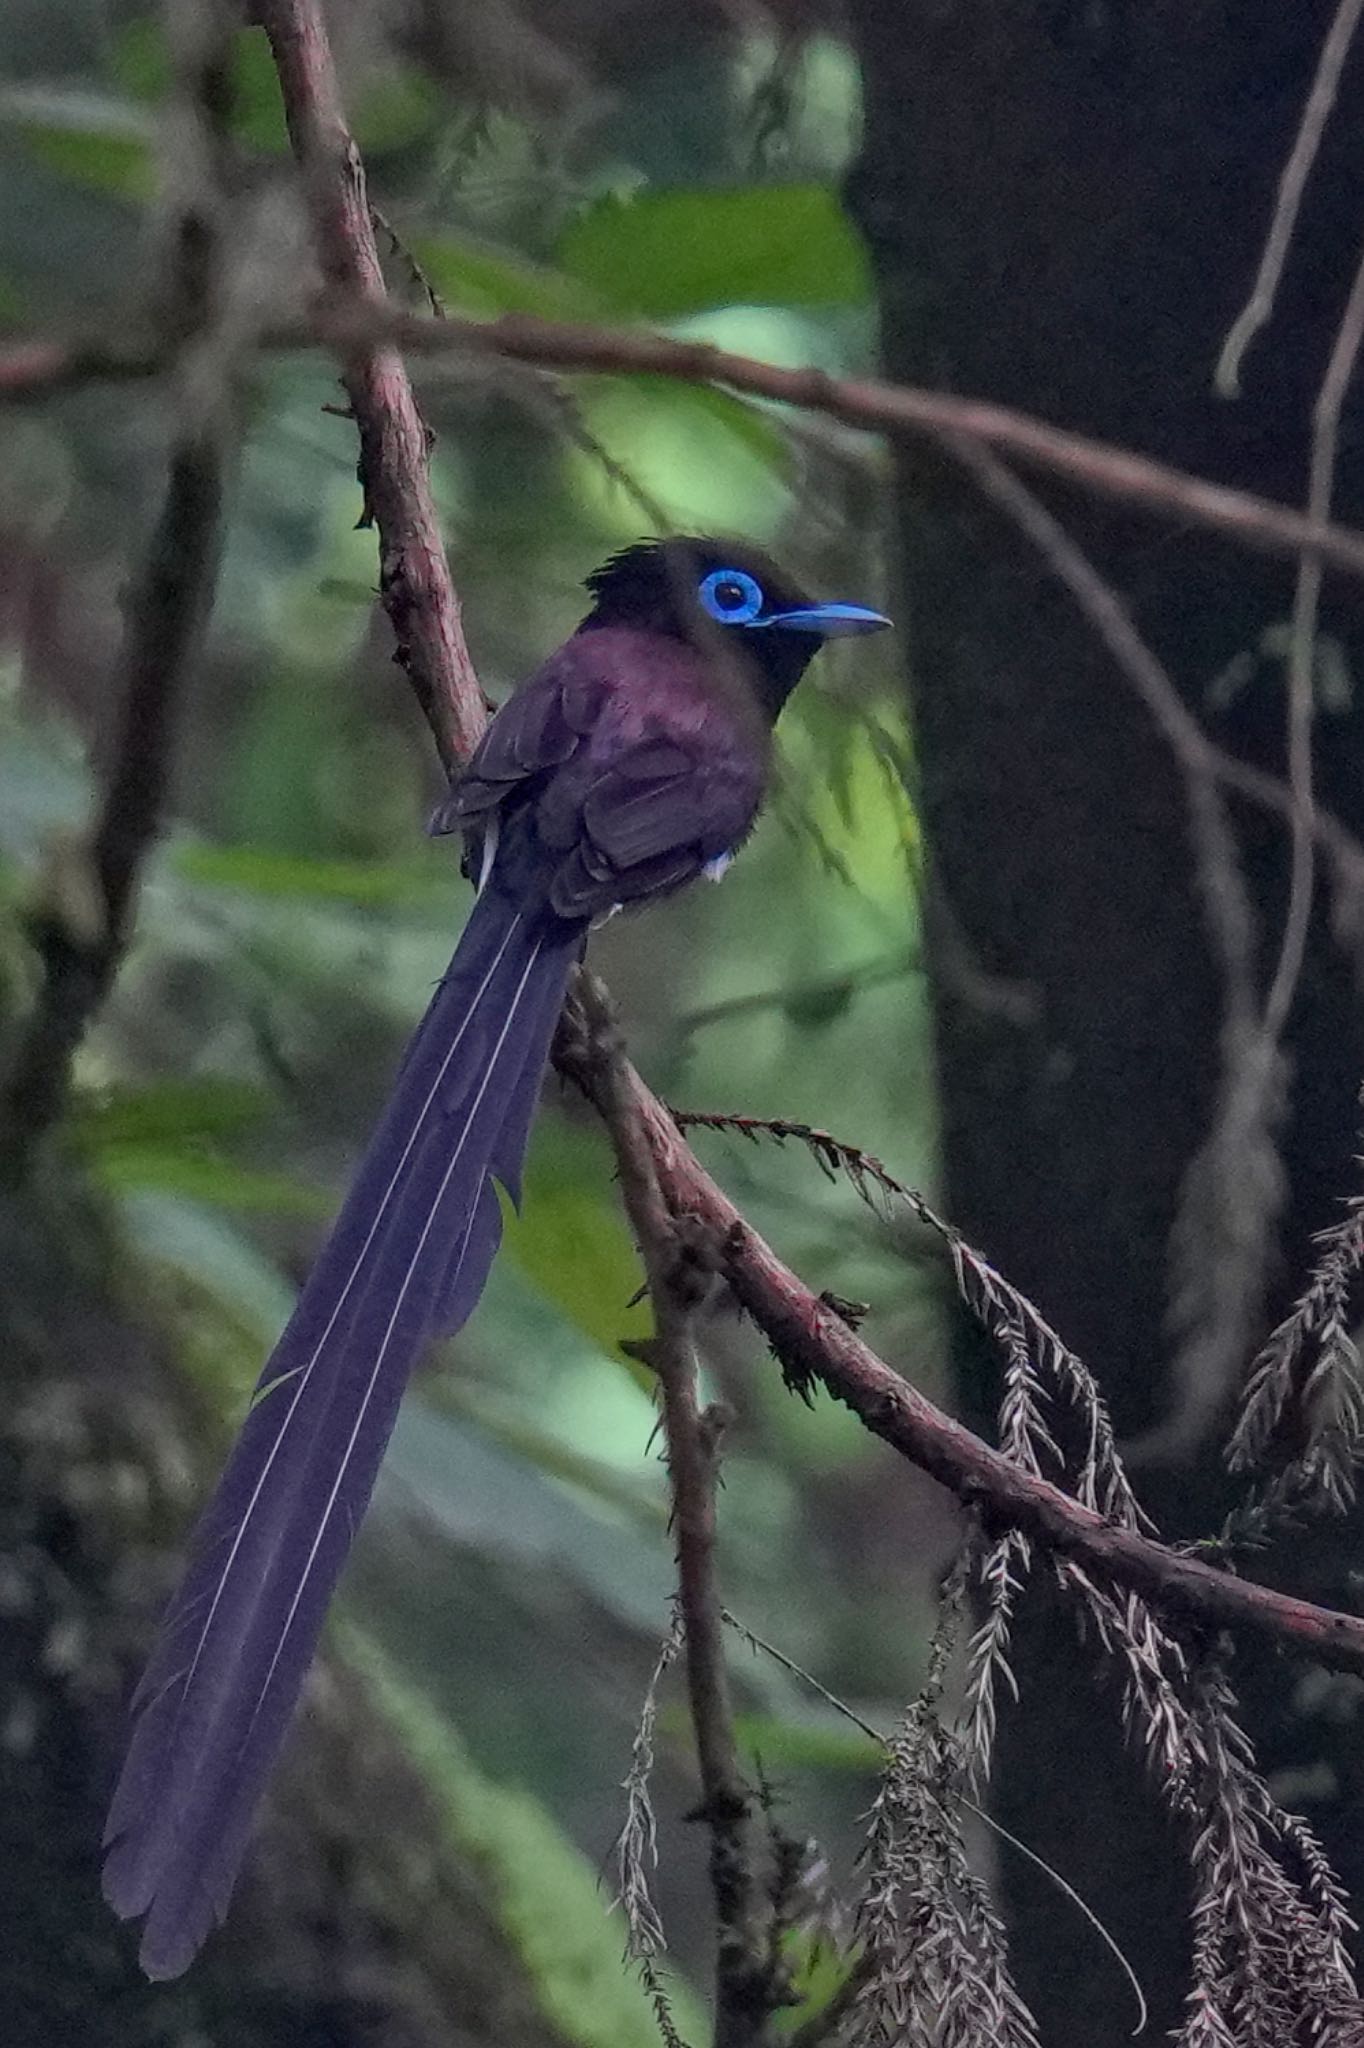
(103, 885), (579, 1978)
(428, 954), (567, 1337)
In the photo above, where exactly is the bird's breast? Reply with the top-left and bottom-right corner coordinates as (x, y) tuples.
(573, 627), (772, 773)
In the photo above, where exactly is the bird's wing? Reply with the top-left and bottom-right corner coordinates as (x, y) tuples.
(431, 634), (766, 922)
(543, 738), (762, 921)
(428, 651), (606, 833)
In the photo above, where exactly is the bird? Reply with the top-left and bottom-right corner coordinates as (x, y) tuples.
(101, 534), (890, 1979)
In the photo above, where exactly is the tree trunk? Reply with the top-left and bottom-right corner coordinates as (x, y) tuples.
(846, 5), (1364, 2039)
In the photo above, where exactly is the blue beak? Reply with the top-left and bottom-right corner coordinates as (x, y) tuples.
(767, 602), (892, 637)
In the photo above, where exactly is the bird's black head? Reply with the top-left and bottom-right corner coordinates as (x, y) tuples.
(578, 536), (890, 722)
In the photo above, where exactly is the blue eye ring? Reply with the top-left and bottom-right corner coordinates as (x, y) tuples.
(698, 567), (765, 625)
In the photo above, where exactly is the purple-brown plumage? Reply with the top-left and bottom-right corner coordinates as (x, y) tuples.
(102, 537), (889, 1977)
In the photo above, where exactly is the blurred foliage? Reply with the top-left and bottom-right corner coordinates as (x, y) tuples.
(0, 0), (939, 2031)
(343, 1624), (709, 2048)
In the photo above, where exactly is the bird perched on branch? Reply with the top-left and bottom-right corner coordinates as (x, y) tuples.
(102, 534), (890, 1978)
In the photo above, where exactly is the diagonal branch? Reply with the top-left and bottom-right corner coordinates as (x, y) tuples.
(596, 1069), (1364, 1681)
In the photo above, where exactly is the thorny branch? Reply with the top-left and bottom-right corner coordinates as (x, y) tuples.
(657, 1105), (1364, 1678)
(255, 0), (483, 777)
(573, 976), (778, 2048)
(0, 0), (241, 1161)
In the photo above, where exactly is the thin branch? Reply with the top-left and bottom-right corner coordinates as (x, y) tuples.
(0, 334), (166, 394)
(1215, 0), (1364, 397)
(669, 952), (916, 1044)
(573, 976), (777, 2048)
(368, 203), (447, 318)
(17, 301), (1364, 589)
(593, 1086), (1364, 1678)
(1263, 234), (1364, 1037)
(617, 1614), (692, 2048)
(946, 436), (1286, 1451)
(256, 0), (484, 777)
(0, 0), (240, 1161)
(944, 436), (1260, 1023)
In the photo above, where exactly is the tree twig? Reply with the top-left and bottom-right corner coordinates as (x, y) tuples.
(256, 0), (484, 778)
(17, 300), (1364, 590)
(1215, 0), (1364, 397)
(592, 1079), (1364, 1679)
(617, 1615), (692, 2048)
(945, 436), (1285, 1456)
(1263, 232), (1364, 1037)
(574, 975), (777, 2048)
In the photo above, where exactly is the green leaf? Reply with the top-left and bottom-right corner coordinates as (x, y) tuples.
(406, 231), (608, 321)
(559, 184), (871, 317)
(436, 1382), (666, 1527)
(730, 1710), (881, 1774)
(108, 19), (172, 103)
(773, 1934), (858, 2039)
(570, 377), (787, 534)
(351, 69), (443, 154)
(110, 23), (430, 155)
(504, 1115), (653, 1371)
(2, 89), (155, 199)
(384, 1401), (673, 1634)
(72, 1076), (273, 1149)
(341, 1624), (706, 2048)
(116, 1188), (296, 1352)
(221, 26), (291, 151)
(175, 841), (444, 907)
(93, 1146), (331, 1219)
(111, 23), (289, 153)
(78, 1076), (330, 1236)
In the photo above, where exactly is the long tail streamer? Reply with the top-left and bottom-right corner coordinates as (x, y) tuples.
(103, 882), (580, 1979)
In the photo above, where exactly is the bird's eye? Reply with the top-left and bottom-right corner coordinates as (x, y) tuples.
(698, 567), (764, 625)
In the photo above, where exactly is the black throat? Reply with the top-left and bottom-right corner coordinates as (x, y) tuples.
(577, 536), (824, 725)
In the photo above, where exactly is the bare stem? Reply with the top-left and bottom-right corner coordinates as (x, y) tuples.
(1263, 233), (1364, 1037)
(573, 973), (777, 2048)
(1215, 0), (1364, 397)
